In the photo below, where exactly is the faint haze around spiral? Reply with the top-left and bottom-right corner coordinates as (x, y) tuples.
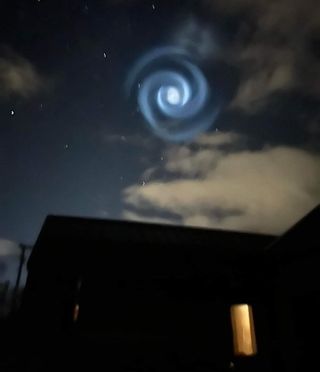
(126, 46), (220, 142)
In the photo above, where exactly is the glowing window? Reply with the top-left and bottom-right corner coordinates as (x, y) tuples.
(230, 304), (257, 356)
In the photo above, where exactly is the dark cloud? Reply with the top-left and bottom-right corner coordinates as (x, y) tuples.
(200, 0), (320, 111)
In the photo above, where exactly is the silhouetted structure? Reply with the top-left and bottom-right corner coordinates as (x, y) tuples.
(267, 206), (320, 372)
(1, 206), (319, 372)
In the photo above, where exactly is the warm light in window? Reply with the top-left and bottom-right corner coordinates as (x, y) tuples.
(73, 303), (80, 322)
(230, 304), (257, 356)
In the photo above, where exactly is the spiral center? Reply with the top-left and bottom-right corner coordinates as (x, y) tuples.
(166, 86), (181, 105)
(127, 46), (219, 141)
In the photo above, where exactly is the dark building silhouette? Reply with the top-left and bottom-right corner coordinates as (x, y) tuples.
(266, 206), (320, 372)
(1, 206), (319, 372)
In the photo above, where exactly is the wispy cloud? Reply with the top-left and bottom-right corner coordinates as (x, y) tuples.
(123, 132), (320, 235)
(230, 47), (296, 111)
(122, 210), (176, 226)
(0, 239), (20, 256)
(0, 49), (46, 99)
(173, 18), (218, 59)
(203, 0), (320, 111)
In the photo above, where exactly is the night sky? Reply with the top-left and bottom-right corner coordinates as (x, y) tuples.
(1, 0), (320, 246)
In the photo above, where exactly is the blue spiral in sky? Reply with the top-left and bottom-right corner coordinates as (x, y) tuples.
(126, 47), (220, 142)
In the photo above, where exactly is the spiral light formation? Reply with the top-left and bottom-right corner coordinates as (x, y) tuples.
(127, 47), (219, 142)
